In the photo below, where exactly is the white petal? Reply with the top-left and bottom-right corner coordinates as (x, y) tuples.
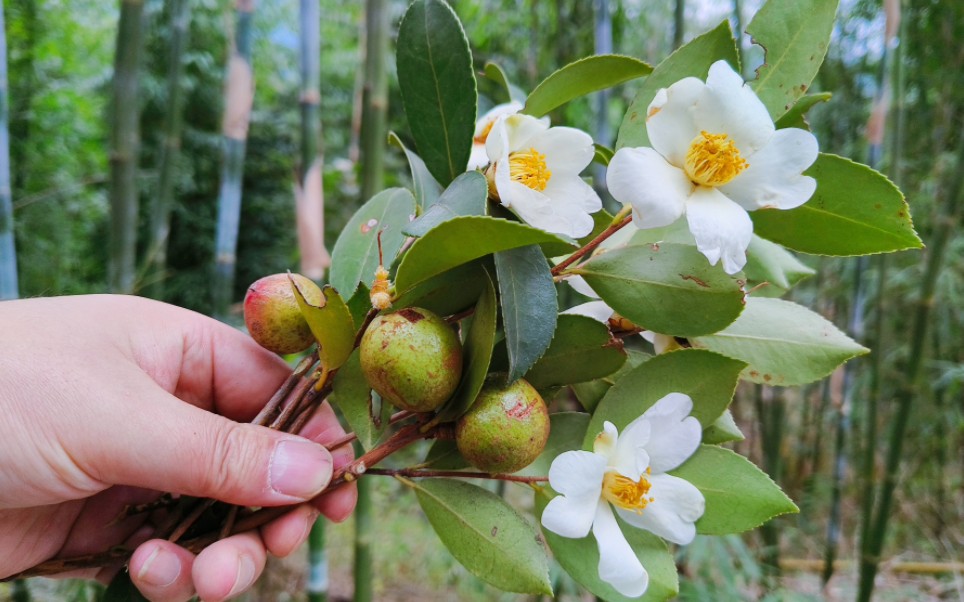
(547, 450), (607, 497)
(474, 100), (523, 138)
(532, 126), (595, 173)
(541, 492), (601, 539)
(617, 473), (705, 545)
(544, 173), (602, 215)
(720, 127), (819, 211)
(593, 502), (650, 597)
(640, 393), (701, 474)
(486, 117), (511, 164)
(503, 113), (550, 151)
(646, 76), (705, 165)
(504, 179), (593, 238)
(565, 275), (600, 299)
(695, 60), (774, 156)
(611, 415), (653, 480)
(467, 144), (490, 170)
(684, 186), (753, 275)
(593, 422), (619, 458)
(563, 300), (614, 323)
(607, 147), (691, 229)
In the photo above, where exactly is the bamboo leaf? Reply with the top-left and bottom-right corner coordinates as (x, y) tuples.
(397, 0), (477, 185)
(524, 315), (627, 390)
(573, 243), (746, 338)
(329, 188), (416, 297)
(290, 278), (355, 371)
(389, 131), (443, 208)
(751, 154), (922, 255)
(692, 297), (868, 386)
(747, 0), (839, 120)
(671, 445), (798, 534)
(616, 21), (738, 150)
(495, 245), (557, 383)
(329, 350), (390, 451)
(523, 54), (652, 118)
(414, 479), (552, 595)
(403, 170), (487, 237)
(394, 215), (568, 292)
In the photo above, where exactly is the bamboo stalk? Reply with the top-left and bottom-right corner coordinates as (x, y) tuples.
(756, 385), (785, 583)
(0, 1), (17, 300)
(212, 0), (257, 319)
(672, 0), (685, 50)
(353, 459), (374, 602)
(307, 519), (328, 602)
(145, 0), (192, 299)
(591, 0), (611, 204)
(358, 0), (388, 202)
(783, 558), (964, 575)
(107, 0), (146, 294)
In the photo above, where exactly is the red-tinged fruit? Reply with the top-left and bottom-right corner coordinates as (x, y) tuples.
(359, 307), (463, 412)
(456, 377), (550, 474)
(244, 273), (322, 355)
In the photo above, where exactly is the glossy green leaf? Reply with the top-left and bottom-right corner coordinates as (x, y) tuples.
(775, 92), (832, 130)
(397, 0), (476, 185)
(523, 54), (652, 118)
(585, 349), (746, 448)
(329, 350), (391, 451)
(346, 284), (373, 331)
(748, 0), (838, 120)
(525, 315), (626, 390)
(394, 215), (568, 292)
(742, 235), (815, 297)
(702, 410), (745, 445)
(517, 412), (590, 477)
(752, 154), (922, 255)
(535, 493), (679, 602)
(573, 243), (746, 338)
(414, 479), (552, 595)
(389, 131), (443, 208)
(671, 445), (798, 534)
(393, 260), (486, 317)
(291, 279), (355, 371)
(483, 61), (526, 103)
(403, 171), (488, 237)
(570, 349), (651, 413)
(329, 188), (416, 297)
(423, 439), (471, 470)
(435, 270), (497, 422)
(495, 244), (557, 383)
(692, 297), (868, 386)
(617, 21), (738, 150)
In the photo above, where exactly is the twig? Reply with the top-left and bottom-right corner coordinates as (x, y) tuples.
(551, 213), (632, 276)
(168, 499), (215, 542)
(365, 468), (548, 483)
(254, 353), (317, 426)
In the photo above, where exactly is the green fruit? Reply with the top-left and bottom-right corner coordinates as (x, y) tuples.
(456, 377), (550, 473)
(243, 273), (322, 355)
(359, 307), (463, 412)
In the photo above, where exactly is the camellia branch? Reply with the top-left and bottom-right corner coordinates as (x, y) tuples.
(365, 468), (548, 483)
(551, 212), (632, 276)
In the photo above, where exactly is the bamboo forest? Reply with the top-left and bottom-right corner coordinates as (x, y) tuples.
(0, 0), (961, 601)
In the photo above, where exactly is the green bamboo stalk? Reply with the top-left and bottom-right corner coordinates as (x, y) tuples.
(0, 1), (18, 300)
(212, 0), (256, 319)
(673, 0), (685, 50)
(145, 0), (191, 299)
(107, 0), (146, 294)
(358, 0), (388, 202)
(307, 517), (328, 602)
(591, 0), (611, 204)
(856, 125), (964, 602)
(755, 385), (785, 583)
(353, 472), (374, 602)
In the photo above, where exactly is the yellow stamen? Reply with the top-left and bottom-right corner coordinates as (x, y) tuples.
(684, 130), (748, 187)
(509, 147), (552, 191)
(474, 119), (496, 145)
(601, 468), (654, 514)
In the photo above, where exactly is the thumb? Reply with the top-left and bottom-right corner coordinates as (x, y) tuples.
(79, 388), (334, 507)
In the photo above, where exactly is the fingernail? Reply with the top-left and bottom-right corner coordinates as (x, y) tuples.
(269, 440), (333, 500)
(228, 554), (257, 597)
(137, 545), (181, 588)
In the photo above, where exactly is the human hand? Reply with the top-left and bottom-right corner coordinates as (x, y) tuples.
(0, 295), (356, 601)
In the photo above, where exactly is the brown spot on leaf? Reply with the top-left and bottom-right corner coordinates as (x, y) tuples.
(491, 526), (498, 537)
(680, 274), (710, 288)
(361, 218), (378, 234)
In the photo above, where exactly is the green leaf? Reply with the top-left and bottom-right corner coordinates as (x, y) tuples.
(394, 215), (568, 292)
(403, 171), (488, 237)
(389, 131), (443, 208)
(495, 244), (558, 383)
(393, 260), (486, 317)
(570, 349), (651, 413)
(517, 412), (590, 477)
(671, 445), (798, 534)
(435, 270), (497, 422)
(525, 315), (627, 390)
(702, 410), (745, 445)
(414, 479), (552, 594)
(423, 439), (471, 469)
(329, 350), (391, 451)
(616, 21), (738, 150)
(751, 154), (922, 255)
(742, 235), (815, 296)
(291, 279), (355, 371)
(747, 0), (838, 120)
(774, 92), (832, 130)
(329, 188), (416, 297)
(692, 296), (868, 386)
(573, 243), (746, 338)
(535, 493), (679, 602)
(585, 349), (746, 448)
(593, 143), (615, 166)
(104, 571), (150, 602)
(346, 284), (373, 330)
(523, 54), (652, 118)
(483, 61), (526, 103)
(397, 0), (477, 185)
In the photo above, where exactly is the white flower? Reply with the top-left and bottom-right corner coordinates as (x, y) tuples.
(468, 101), (524, 170)
(485, 113), (602, 238)
(541, 393), (705, 598)
(607, 60), (819, 274)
